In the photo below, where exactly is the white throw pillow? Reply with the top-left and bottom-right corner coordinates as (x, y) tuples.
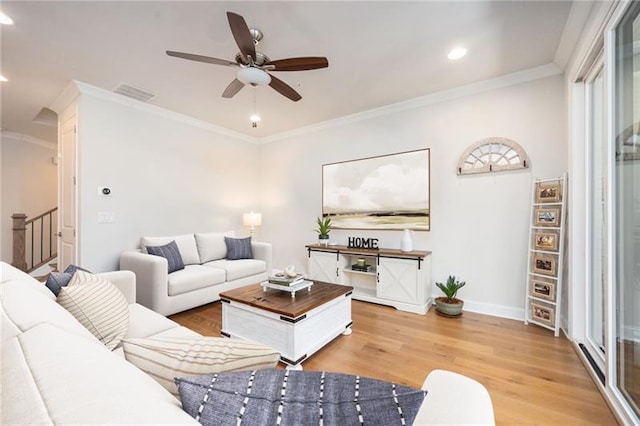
(195, 230), (235, 262)
(122, 336), (280, 396)
(57, 271), (129, 350)
(141, 234), (201, 265)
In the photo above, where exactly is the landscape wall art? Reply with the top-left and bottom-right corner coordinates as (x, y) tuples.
(322, 149), (430, 231)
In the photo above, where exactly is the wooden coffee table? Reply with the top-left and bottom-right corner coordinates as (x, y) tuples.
(220, 281), (353, 370)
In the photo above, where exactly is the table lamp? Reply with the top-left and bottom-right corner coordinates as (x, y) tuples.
(243, 211), (262, 237)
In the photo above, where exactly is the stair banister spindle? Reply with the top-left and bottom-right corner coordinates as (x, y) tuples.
(11, 213), (28, 271)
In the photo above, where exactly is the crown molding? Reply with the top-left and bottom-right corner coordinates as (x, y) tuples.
(49, 80), (81, 115)
(259, 63), (562, 144)
(52, 80), (258, 144)
(554, 1), (594, 71)
(0, 130), (57, 150)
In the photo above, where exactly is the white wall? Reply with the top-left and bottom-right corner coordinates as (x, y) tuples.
(258, 74), (567, 319)
(0, 133), (57, 264)
(74, 91), (260, 271)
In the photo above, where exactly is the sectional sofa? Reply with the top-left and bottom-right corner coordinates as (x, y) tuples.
(0, 261), (281, 423)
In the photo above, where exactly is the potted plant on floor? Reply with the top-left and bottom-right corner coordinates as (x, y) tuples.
(435, 275), (466, 317)
(316, 216), (332, 245)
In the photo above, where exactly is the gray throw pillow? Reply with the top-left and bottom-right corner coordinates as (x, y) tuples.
(45, 264), (92, 296)
(175, 370), (426, 426)
(224, 236), (253, 260)
(146, 240), (185, 273)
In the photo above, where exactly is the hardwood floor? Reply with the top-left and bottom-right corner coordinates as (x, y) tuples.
(170, 300), (617, 425)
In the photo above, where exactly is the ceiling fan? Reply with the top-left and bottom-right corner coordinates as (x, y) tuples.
(166, 12), (329, 102)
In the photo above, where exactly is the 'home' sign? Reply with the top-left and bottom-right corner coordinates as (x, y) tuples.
(347, 237), (379, 249)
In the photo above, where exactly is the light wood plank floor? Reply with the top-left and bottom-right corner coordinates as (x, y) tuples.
(170, 300), (617, 425)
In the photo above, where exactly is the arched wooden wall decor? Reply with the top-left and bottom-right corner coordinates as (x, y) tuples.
(457, 137), (530, 175)
(616, 121), (640, 161)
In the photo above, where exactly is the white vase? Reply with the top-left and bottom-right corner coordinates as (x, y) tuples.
(401, 229), (413, 252)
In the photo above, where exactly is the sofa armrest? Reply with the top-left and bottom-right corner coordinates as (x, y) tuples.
(120, 251), (168, 310)
(251, 241), (272, 273)
(415, 369), (495, 425)
(97, 270), (136, 304)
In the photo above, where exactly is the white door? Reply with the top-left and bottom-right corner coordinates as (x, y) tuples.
(58, 110), (77, 270)
(308, 251), (339, 284)
(377, 257), (419, 304)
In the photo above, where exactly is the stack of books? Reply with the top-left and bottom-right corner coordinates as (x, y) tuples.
(268, 273), (305, 287)
(352, 263), (373, 272)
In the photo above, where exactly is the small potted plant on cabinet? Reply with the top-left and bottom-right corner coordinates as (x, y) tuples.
(316, 216), (332, 245)
(435, 275), (466, 317)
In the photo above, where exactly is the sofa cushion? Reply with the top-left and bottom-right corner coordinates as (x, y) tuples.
(57, 271), (129, 350)
(0, 279), (99, 345)
(175, 370), (426, 426)
(224, 236), (253, 260)
(167, 265), (226, 297)
(146, 240), (185, 273)
(1, 322), (197, 425)
(204, 259), (267, 282)
(195, 230), (235, 263)
(122, 336), (280, 396)
(1, 262), (55, 300)
(141, 234), (200, 265)
(126, 303), (188, 339)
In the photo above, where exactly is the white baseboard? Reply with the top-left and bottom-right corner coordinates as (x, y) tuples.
(459, 299), (524, 321)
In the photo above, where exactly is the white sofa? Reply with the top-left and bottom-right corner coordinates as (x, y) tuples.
(1, 262), (209, 423)
(0, 262), (494, 425)
(120, 231), (272, 316)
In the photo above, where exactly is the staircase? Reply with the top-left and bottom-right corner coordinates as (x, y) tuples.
(11, 208), (58, 275)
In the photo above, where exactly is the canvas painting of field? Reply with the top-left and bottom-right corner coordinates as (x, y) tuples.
(322, 149), (430, 231)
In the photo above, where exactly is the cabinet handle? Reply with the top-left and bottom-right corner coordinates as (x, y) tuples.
(336, 268), (339, 277)
(377, 272), (379, 282)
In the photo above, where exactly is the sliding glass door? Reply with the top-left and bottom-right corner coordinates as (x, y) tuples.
(614, 1), (640, 416)
(586, 59), (606, 368)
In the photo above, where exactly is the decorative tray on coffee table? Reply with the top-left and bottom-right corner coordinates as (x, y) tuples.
(261, 280), (314, 298)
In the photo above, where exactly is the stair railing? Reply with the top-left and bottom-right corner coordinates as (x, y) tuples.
(12, 208), (58, 272)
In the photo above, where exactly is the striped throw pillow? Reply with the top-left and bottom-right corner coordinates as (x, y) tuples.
(122, 337), (280, 396)
(57, 270), (129, 350)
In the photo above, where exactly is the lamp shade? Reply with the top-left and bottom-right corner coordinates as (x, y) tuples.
(237, 67), (271, 87)
(243, 211), (262, 227)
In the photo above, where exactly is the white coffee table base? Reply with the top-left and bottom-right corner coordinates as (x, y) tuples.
(221, 292), (352, 370)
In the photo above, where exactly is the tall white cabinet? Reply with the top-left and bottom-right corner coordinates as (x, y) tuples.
(306, 244), (432, 315)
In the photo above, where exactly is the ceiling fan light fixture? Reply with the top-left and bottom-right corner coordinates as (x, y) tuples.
(237, 67), (271, 86)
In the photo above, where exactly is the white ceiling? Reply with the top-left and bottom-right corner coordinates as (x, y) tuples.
(1, 1), (577, 144)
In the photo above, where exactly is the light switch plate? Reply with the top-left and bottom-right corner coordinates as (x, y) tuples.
(98, 212), (116, 223)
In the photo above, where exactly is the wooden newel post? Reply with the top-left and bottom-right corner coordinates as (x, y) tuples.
(12, 213), (28, 271)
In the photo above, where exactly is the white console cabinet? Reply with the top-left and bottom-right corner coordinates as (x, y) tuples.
(306, 244), (432, 315)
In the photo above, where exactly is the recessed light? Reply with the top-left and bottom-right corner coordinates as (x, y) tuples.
(0, 75), (8, 82)
(0, 12), (13, 25)
(448, 47), (467, 60)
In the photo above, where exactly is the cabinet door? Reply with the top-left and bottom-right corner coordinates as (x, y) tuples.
(377, 257), (420, 303)
(308, 251), (339, 284)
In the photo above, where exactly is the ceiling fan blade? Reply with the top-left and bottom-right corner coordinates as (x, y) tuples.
(166, 51), (237, 67)
(227, 12), (256, 63)
(222, 79), (245, 98)
(269, 57), (329, 72)
(268, 74), (302, 102)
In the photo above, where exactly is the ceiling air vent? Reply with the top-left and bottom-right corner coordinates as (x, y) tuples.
(112, 83), (157, 103)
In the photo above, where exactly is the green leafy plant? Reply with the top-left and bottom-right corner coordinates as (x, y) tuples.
(436, 275), (466, 302)
(316, 216), (332, 237)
